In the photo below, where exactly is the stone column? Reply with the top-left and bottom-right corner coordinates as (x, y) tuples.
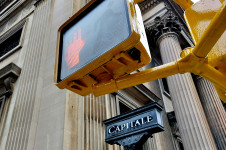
(195, 77), (226, 150)
(148, 14), (217, 150)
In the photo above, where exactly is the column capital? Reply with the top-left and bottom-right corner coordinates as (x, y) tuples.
(146, 12), (181, 44)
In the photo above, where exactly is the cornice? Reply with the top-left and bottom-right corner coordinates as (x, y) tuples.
(0, 0), (26, 22)
(34, 0), (45, 6)
(139, 0), (162, 13)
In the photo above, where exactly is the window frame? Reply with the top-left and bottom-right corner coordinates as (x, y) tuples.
(115, 94), (137, 115)
(0, 19), (26, 61)
(0, 0), (26, 21)
(0, 95), (6, 140)
(162, 78), (171, 96)
(0, 96), (6, 120)
(0, 0), (17, 15)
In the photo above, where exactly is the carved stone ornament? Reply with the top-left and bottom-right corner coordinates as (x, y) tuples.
(0, 63), (21, 97)
(146, 11), (181, 44)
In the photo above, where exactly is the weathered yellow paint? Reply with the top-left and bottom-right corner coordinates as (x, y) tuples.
(54, 0), (151, 96)
(184, 0), (226, 57)
(134, 0), (145, 3)
(173, 0), (193, 9)
(220, 0), (225, 4)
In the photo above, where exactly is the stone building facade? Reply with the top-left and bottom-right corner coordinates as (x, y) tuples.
(0, 0), (225, 150)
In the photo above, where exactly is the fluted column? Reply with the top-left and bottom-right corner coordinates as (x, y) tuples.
(195, 77), (226, 150)
(146, 13), (218, 149)
(4, 1), (52, 150)
(157, 32), (217, 150)
(64, 92), (110, 150)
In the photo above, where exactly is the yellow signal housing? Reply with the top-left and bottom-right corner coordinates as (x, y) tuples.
(173, 0), (193, 9)
(54, 0), (151, 96)
(54, 0), (226, 102)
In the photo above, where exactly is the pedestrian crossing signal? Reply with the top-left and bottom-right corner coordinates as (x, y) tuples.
(54, 0), (151, 96)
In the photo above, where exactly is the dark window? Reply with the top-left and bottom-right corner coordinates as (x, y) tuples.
(0, 28), (22, 58)
(119, 102), (132, 115)
(162, 78), (170, 94)
(178, 141), (184, 150)
(222, 101), (226, 111)
(0, 96), (6, 119)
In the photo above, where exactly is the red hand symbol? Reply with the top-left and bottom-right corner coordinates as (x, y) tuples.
(65, 28), (85, 69)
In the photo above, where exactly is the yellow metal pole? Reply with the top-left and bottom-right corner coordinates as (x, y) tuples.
(192, 1), (226, 58)
(214, 87), (226, 102)
(116, 62), (179, 89)
(199, 64), (226, 91)
(134, 0), (145, 4)
(220, 0), (224, 4)
(93, 61), (179, 96)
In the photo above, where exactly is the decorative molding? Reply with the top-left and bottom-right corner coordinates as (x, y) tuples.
(0, 0), (17, 16)
(157, 32), (178, 45)
(146, 12), (181, 44)
(163, 0), (194, 45)
(135, 84), (161, 102)
(115, 91), (141, 108)
(34, 0), (44, 6)
(163, 0), (188, 30)
(0, 63), (21, 97)
(0, 19), (26, 43)
(0, 0), (26, 22)
(0, 19), (26, 61)
(141, 0), (194, 48)
(139, 0), (162, 13)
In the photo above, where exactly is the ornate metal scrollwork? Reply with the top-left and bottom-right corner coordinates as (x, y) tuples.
(115, 132), (152, 150)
